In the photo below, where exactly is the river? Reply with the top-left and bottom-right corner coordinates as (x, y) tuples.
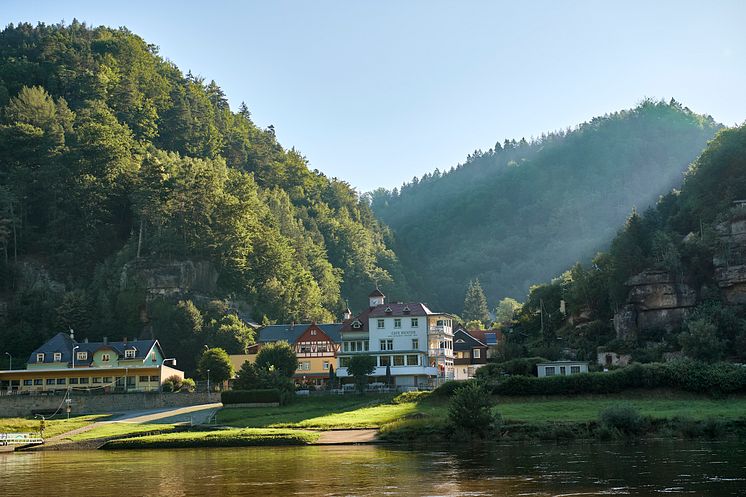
(2, 441), (744, 496)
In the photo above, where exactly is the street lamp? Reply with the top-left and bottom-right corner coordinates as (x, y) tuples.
(4, 352), (11, 371)
(71, 346), (79, 369)
(207, 369), (211, 394)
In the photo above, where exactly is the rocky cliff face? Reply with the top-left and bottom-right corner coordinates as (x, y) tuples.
(714, 212), (746, 304)
(614, 269), (697, 340)
(120, 259), (219, 299)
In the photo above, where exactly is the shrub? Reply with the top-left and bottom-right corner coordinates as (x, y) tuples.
(599, 404), (645, 435)
(448, 382), (496, 438)
(392, 391), (430, 404)
(221, 389), (281, 404)
(162, 375), (183, 392)
(181, 378), (196, 392)
(432, 380), (471, 397)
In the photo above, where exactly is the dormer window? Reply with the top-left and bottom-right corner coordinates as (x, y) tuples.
(352, 320), (362, 329)
(102, 353), (111, 362)
(37, 353), (45, 362)
(384, 306), (392, 313)
(403, 306), (410, 313)
(125, 349), (136, 359)
(76, 351), (87, 361)
(53, 352), (61, 362)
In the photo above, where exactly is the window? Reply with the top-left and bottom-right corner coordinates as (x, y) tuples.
(343, 342), (349, 352)
(339, 357), (350, 368)
(473, 349), (481, 359)
(69, 378), (79, 384)
(139, 376), (149, 382)
(76, 351), (87, 361)
(411, 339), (419, 350)
(79, 377), (89, 384)
(101, 353), (110, 362)
(352, 320), (362, 329)
(46, 379), (55, 385)
(34, 379), (43, 385)
(53, 352), (61, 362)
(545, 366), (556, 376)
(126, 377), (135, 386)
(150, 376), (159, 382)
(406, 355), (419, 366)
(393, 355), (405, 366)
(411, 318), (418, 327)
(299, 361), (311, 371)
(93, 377), (102, 384)
(102, 377), (112, 383)
(560, 366), (566, 376)
(310, 329), (317, 335)
(23, 379), (33, 386)
(364, 341), (369, 351)
(37, 353), (45, 362)
(570, 366), (581, 374)
(379, 355), (391, 367)
(323, 361), (329, 370)
(125, 349), (135, 359)
(394, 318), (401, 328)
(377, 319), (385, 329)
(56, 378), (66, 385)
(380, 339), (393, 351)
(151, 352), (157, 363)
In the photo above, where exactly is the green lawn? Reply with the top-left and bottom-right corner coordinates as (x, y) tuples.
(65, 422), (177, 441)
(497, 397), (746, 422)
(102, 428), (319, 449)
(0, 415), (109, 438)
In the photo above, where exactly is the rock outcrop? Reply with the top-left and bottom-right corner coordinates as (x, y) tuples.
(714, 212), (746, 304)
(120, 259), (219, 298)
(614, 269), (696, 339)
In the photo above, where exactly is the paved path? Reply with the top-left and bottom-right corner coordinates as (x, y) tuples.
(46, 403), (222, 444)
(315, 429), (379, 445)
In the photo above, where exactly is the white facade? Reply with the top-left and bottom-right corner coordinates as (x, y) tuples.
(537, 361), (589, 377)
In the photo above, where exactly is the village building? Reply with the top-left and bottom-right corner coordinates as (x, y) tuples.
(453, 328), (488, 380)
(336, 289), (455, 388)
(0, 331), (183, 394)
(536, 360), (589, 377)
(229, 322), (342, 388)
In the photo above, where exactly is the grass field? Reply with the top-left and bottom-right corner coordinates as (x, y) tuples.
(65, 422), (177, 441)
(0, 414), (109, 438)
(102, 428), (319, 449)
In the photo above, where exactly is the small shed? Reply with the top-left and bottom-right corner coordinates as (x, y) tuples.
(536, 361), (588, 377)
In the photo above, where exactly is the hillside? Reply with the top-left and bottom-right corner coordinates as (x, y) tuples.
(509, 123), (746, 364)
(370, 101), (721, 312)
(0, 21), (409, 371)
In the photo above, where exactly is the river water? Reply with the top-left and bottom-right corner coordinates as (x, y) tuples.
(2, 441), (744, 496)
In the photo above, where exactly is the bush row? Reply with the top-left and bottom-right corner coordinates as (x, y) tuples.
(476, 357), (548, 378)
(488, 360), (746, 396)
(221, 389), (281, 404)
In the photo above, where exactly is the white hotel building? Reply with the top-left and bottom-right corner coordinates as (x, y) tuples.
(336, 289), (455, 388)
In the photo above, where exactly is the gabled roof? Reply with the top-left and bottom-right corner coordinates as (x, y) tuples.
(340, 307), (374, 333)
(258, 323), (343, 344)
(27, 333), (162, 366)
(368, 288), (385, 297)
(368, 302), (433, 318)
(453, 328), (487, 351)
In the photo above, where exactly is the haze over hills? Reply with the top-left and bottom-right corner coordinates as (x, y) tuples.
(369, 101), (722, 312)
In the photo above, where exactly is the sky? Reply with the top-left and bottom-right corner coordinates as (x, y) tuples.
(3, 1), (745, 192)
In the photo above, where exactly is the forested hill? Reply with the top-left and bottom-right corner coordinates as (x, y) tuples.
(369, 101), (721, 311)
(0, 22), (409, 363)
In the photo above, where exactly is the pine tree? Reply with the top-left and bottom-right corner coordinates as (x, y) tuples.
(463, 279), (490, 324)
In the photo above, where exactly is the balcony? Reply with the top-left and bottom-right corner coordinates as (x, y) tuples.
(428, 325), (453, 336)
(428, 348), (454, 359)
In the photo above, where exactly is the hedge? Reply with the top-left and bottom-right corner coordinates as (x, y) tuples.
(476, 357), (548, 378)
(221, 389), (281, 404)
(489, 360), (746, 396)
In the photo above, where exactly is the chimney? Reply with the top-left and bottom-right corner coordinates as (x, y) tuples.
(103, 336), (108, 345)
(69, 328), (75, 341)
(123, 336), (127, 344)
(84, 338), (89, 343)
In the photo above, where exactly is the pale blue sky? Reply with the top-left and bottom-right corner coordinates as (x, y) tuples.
(3, 1), (745, 191)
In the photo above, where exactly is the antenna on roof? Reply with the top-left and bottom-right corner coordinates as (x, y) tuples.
(69, 328), (74, 341)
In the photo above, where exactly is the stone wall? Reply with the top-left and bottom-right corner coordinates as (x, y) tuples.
(0, 391), (219, 418)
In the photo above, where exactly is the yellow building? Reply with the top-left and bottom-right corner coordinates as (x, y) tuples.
(0, 332), (183, 393)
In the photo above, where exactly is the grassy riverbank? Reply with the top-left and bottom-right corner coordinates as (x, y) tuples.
(102, 428), (319, 449)
(0, 414), (109, 438)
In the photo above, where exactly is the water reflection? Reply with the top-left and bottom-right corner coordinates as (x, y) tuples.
(1, 441), (744, 496)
